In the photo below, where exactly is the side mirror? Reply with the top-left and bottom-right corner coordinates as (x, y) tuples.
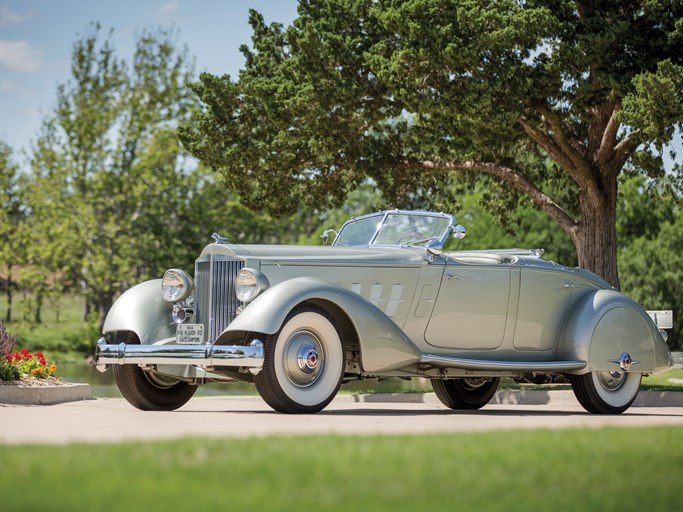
(453, 225), (466, 240)
(321, 229), (338, 245)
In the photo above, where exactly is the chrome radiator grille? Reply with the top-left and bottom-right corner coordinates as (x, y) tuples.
(194, 255), (245, 342)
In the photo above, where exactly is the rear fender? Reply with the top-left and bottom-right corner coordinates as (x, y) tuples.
(224, 277), (422, 373)
(559, 290), (672, 374)
(102, 279), (175, 345)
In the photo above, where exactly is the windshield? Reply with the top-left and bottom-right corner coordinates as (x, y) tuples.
(334, 211), (455, 247)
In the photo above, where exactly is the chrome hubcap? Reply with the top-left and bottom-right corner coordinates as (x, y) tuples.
(283, 330), (324, 388)
(143, 371), (180, 389)
(297, 344), (320, 374)
(596, 371), (626, 392)
(460, 377), (488, 390)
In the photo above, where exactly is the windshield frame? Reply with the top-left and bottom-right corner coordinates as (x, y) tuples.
(332, 210), (457, 248)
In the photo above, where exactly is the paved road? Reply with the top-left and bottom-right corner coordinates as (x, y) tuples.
(2, 393), (683, 445)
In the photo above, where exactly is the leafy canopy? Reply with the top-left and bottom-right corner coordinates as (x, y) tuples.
(180, 1), (683, 287)
(181, 0), (682, 211)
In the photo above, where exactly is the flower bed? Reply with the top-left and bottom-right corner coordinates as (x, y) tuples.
(1, 348), (59, 381)
(1, 320), (63, 389)
(0, 321), (91, 404)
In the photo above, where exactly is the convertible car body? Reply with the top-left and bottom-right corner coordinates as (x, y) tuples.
(95, 210), (673, 414)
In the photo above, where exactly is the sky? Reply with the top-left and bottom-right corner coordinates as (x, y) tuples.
(0, 1), (680, 171)
(0, 0), (298, 162)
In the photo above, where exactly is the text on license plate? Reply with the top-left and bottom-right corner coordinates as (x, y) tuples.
(176, 324), (204, 344)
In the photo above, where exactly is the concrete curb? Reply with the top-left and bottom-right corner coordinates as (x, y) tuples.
(0, 383), (92, 405)
(338, 390), (683, 408)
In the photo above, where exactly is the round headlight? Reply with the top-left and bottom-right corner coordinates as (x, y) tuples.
(161, 269), (194, 302)
(235, 268), (269, 303)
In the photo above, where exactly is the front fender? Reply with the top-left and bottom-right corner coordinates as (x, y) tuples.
(225, 277), (422, 373)
(559, 289), (673, 374)
(102, 279), (175, 345)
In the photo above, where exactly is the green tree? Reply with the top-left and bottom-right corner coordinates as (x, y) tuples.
(0, 142), (28, 323)
(453, 189), (577, 265)
(180, 0), (683, 288)
(616, 173), (676, 244)
(617, 174), (681, 348)
(619, 215), (683, 349)
(26, 25), (201, 326)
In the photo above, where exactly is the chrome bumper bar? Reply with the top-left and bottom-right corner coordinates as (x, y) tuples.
(95, 337), (264, 374)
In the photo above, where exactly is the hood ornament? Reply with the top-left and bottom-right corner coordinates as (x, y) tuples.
(211, 233), (229, 244)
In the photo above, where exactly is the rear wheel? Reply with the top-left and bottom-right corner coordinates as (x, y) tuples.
(432, 377), (500, 410)
(254, 306), (345, 414)
(112, 332), (197, 411)
(569, 371), (641, 414)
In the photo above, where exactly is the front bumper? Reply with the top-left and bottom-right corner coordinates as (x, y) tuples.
(94, 338), (264, 374)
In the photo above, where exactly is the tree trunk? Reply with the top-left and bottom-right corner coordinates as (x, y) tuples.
(33, 286), (43, 324)
(571, 178), (620, 289)
(95, 293), (114, 332)
(4, 263), (12, 323)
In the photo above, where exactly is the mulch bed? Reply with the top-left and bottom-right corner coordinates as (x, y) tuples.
(0, 375), (65, 387)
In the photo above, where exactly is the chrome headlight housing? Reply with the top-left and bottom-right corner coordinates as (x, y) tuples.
(161, 269), (194, 302)
(235, 268), (269, 303)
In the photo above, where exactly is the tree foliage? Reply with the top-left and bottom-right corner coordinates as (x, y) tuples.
(25, 25), (203, 325)
(180, 0), (683, 287)
(0, 141), (27, 322)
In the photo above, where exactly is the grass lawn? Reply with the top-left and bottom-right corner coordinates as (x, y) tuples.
(1, 294), (97, 357)
(642, 368), (683, 389)
(1, 427), (682, 511)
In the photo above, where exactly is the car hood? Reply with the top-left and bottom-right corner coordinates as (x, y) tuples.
(199, 243), (427, 267)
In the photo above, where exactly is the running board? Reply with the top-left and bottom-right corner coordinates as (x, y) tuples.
(420, 354), (586, 372)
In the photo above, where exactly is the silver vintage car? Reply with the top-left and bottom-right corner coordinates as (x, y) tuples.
(95, 210), (673, 414)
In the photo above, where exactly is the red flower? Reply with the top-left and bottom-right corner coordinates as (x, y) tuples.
(20, 348), (31, 360)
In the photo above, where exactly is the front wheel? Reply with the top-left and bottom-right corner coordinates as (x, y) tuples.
(112, 332), (197, 411)
(432, 377), (500, 410)
(254, 307), (345, 414)
(569, 371), (641, 414)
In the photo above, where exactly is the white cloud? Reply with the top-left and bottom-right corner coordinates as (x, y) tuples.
(158, 1), (180, 15)
(0, 78), (17, 92)
(0, 40), (42, 72)
(0, 6), (32, 27)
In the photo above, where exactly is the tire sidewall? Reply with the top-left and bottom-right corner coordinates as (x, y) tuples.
(590, 371), (641, 409)
(269, 310), (344, 409)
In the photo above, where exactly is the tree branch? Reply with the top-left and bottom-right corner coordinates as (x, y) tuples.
(518, 117), (578, 176)
(529, 102), (593, 180)
(408, 159), (578, 235)
(595, 104), (621, 167)
(609, 131), (640, 177)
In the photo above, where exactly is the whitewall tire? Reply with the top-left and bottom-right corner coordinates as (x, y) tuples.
(254, 306), (345, 414)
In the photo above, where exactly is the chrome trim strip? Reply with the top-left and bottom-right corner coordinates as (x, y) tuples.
(420, 354), (587, 371)
(95, 338), (263, 372)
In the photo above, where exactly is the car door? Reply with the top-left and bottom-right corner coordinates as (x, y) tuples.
(424, 256), (511, 350)
(512, 267), (578, 351)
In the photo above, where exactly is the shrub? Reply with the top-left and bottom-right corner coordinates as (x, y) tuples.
(0, 320), (17, 355)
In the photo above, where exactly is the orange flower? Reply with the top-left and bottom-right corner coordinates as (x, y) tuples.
(49, 363), (57, 374)
(31, 367), (44, 375)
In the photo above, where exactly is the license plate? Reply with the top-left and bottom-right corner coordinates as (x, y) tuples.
(176, 324), (204, 344)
